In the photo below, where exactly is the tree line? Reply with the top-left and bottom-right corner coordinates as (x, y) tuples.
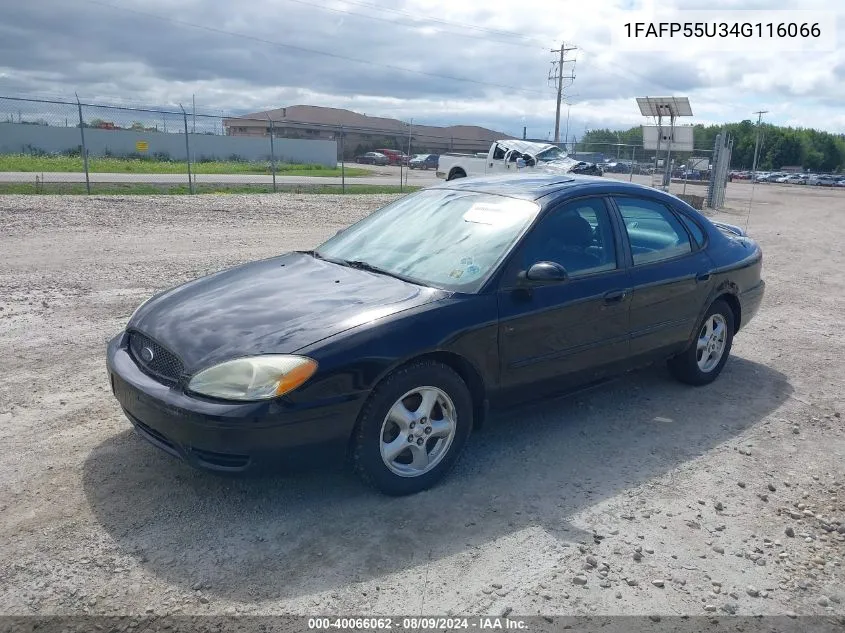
(580, 121), (845, 173)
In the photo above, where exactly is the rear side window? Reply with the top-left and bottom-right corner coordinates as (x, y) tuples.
(673, 211), (706, 248)
(614, 197), (692, 265)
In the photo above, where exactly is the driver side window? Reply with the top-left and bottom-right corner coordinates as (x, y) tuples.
(516, 198), (618, 278)
(492, 144), (506, 160)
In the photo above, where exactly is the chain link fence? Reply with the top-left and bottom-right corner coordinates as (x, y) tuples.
(561, 140), (731, 208)
(0, 96), (462, 194)
(1, 95), (730, 204)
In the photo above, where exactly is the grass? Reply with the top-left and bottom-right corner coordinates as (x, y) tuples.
(0, 154), (370, 177)
(0, 182), (419, 195)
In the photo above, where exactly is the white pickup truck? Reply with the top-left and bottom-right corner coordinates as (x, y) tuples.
(436, 139), (602, 181)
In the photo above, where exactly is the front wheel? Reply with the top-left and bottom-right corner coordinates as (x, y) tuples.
(351, 360), (473, 495)
(668, 299), (735, 386)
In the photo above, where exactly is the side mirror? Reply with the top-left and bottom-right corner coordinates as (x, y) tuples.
(516, 158), (526, 168)
(519, 261), (568, 284)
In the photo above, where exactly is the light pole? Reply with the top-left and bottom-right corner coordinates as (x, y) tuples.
(751, 110), (768, 182)
(564, 103), (571, 152)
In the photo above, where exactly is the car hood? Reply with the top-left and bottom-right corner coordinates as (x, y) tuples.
(129, 252), (446, 372)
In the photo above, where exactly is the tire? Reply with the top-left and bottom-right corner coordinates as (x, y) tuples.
(351, 360), (473, 495)
(447, 169), (466, 181)
(668, 299), (735, 386)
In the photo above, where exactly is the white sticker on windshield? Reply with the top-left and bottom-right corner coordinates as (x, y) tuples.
(462, 201), (536, 226)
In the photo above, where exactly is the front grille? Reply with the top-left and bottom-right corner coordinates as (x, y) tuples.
(128, 331), (184, 384)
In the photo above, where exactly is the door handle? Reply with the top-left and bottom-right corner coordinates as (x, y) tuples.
(696, 272), (712, 282)
(603, 289), (628, 304)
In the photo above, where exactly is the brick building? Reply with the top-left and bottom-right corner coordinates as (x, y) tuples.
(223, 105), (512, 158)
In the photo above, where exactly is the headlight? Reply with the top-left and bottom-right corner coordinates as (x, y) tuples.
(187, 355), (317, 401)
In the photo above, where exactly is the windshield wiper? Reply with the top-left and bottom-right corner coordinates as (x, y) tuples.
(296, 249), (324, 259)
(335, 259), (429, 286)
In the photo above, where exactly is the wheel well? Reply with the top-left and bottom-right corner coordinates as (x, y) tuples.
(368, 351), (487, 429)
(716, 292), (742, 333)
(448, 167), (466, 180)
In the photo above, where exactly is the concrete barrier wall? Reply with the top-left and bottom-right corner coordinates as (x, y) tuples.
(0, 123), (337, 167)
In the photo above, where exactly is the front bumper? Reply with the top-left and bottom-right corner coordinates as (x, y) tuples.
(106, 333), (363, 472)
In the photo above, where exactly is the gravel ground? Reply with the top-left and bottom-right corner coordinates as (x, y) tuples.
(1, 183), (844, 619)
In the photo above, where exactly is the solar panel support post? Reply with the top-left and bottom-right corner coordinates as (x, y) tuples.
(664, 113), (676, 191)
(654, 112), (662, 187)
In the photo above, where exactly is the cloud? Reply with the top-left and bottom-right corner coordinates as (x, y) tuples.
(0, 0), (842, 136)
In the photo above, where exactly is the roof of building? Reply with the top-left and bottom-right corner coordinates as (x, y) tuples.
(231, 105), (513, 142)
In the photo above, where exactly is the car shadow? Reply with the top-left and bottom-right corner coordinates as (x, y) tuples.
(82, 356), (791, 602)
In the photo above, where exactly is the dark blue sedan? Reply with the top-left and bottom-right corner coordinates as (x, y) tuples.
(107, 175), (765, 495)
(409, 153), (439, 170)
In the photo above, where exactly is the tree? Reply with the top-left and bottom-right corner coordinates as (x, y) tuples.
(581, 120), (844, 171)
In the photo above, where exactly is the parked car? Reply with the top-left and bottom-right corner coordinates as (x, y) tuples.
(355, 152), (389, 166)
(375, 148), (409, 166)
(833, 179), (845, 188)
(107, 175), (765, 495)
(409, 154), (439, 170)
(812, 175), (840, 187)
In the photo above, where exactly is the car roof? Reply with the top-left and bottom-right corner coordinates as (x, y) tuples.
(427, 173), (664, 202)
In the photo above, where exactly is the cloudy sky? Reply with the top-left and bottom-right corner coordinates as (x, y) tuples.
(1, 0), (842, 139)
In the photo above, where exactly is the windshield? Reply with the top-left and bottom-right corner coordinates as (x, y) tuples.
(315, 189), (540, 292)
(534, 146), (566, 162)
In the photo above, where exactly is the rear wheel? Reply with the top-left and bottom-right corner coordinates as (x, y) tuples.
(447, 168), (466, 181)
(351, 361), (472, 495)
(668, 299), (735, 386)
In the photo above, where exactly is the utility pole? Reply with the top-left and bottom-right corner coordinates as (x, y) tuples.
(751, 110), (768, 180)
(549, 42), (577, 143)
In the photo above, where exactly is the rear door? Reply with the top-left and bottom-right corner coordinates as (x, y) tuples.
(609, 195), (714, 360)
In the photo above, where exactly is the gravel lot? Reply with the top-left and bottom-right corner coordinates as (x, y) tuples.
(1, 182), (844, 619)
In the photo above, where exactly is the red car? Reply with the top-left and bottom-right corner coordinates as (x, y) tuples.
(375, 148), (409, 166)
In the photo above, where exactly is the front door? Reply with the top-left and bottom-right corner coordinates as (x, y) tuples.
(497, 197), (632, 392)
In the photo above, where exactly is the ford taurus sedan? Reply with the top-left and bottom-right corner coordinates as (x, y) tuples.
(107, 175), (765, 495)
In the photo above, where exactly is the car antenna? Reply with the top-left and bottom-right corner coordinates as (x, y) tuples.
(744, 175), (758, 234)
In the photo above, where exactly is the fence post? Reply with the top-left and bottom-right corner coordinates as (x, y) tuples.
(267, 116), (277, 193)
(629, 145), (635, 182)
(75, 93), (90, 195)
(340, 125), (345, 194)
(179, 104), (194, 194)
(405, 119), (413, 187)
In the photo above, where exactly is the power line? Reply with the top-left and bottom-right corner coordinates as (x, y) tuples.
(281, 0), (548, 48)
(85, 0), (552, 96)
(329, 0), (548, 44)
